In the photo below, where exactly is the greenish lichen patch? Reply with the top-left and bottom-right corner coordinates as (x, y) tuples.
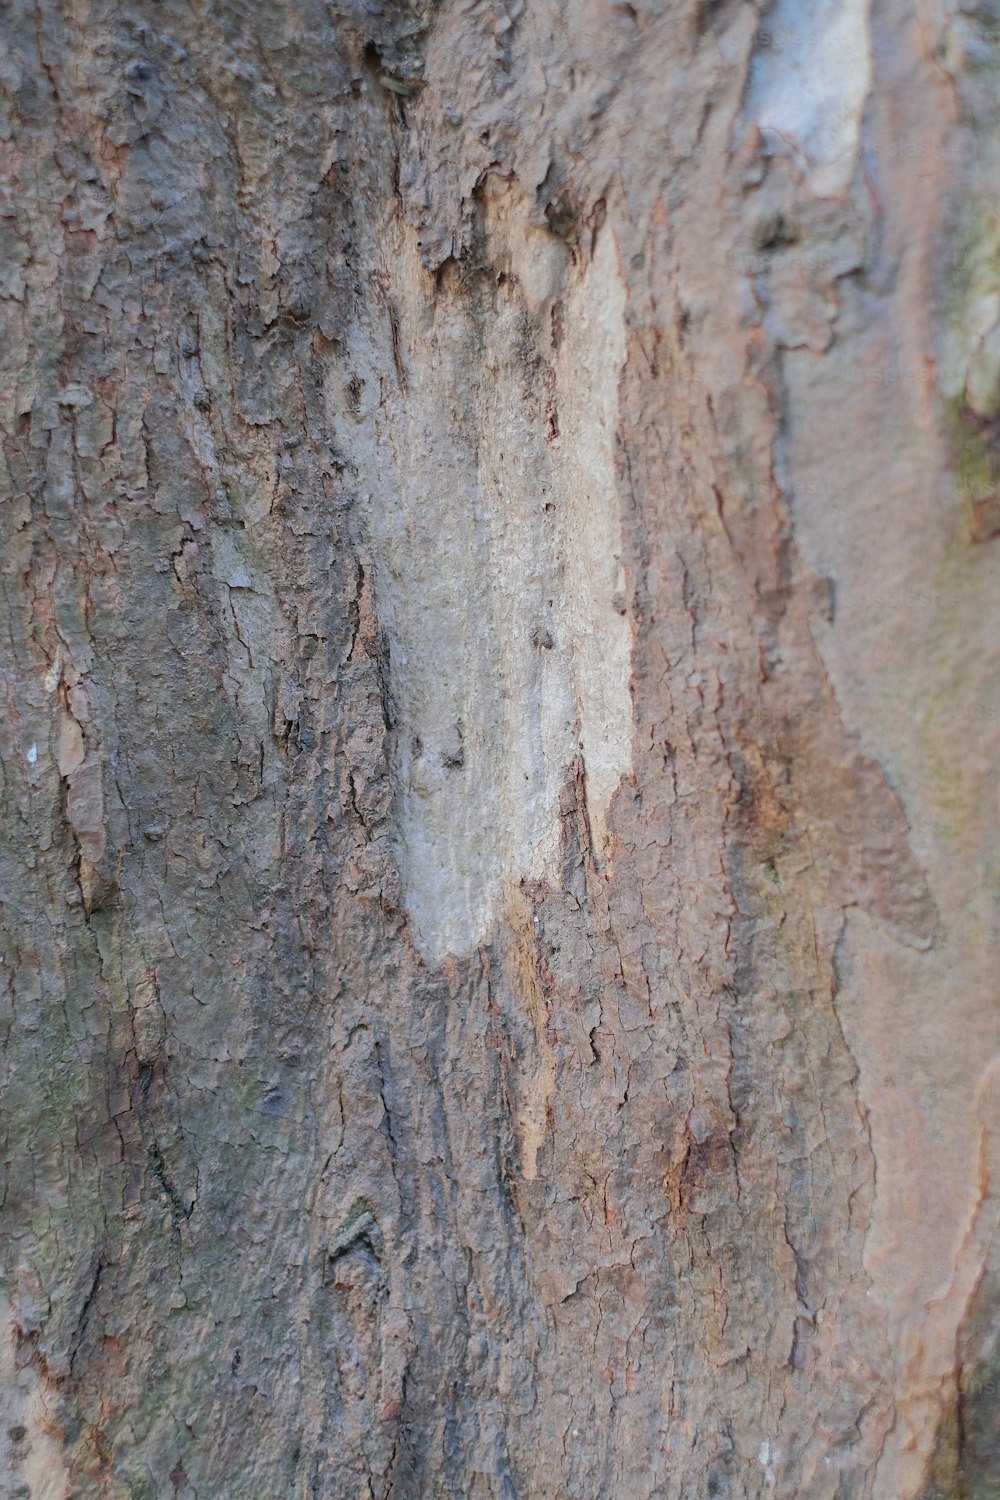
(925, 1262), (1000, 1499)
(946, 394), (1000, 541)
(941, 195), (1000, 539)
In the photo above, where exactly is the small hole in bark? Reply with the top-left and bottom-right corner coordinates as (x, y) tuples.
(695, 0), (731, 33)
(753, 213), (798, 252)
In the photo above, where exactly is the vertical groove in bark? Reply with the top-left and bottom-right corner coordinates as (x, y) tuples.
(0, 2), (996, 1498)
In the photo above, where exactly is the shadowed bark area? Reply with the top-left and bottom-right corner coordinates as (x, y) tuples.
(0, 2), (997, 1497)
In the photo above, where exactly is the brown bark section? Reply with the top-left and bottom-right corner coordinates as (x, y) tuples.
(0, 2), (996, 1498)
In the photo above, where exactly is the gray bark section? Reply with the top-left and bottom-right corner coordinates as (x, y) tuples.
(0, 2), (996, 1497)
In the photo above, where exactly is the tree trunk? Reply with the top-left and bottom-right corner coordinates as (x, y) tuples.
(1, 1), (997, 1496)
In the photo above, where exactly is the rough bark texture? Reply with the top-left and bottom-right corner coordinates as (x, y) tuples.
(0, 1), (997, 1497)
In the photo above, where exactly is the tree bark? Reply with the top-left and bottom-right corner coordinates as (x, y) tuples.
(1, 1), (997, 1496)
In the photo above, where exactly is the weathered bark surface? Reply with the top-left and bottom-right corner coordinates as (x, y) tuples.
(0, 1), (997, 1496)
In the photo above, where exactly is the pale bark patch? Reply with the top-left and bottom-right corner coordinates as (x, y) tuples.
(746, 0), (872, 195)
(554, 220), (632, 866)
(345, 191), (632, 964)
(0, 1295), (68, 1500)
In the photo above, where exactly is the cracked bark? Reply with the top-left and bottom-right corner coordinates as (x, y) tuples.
(0, 2), (997, 1498)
